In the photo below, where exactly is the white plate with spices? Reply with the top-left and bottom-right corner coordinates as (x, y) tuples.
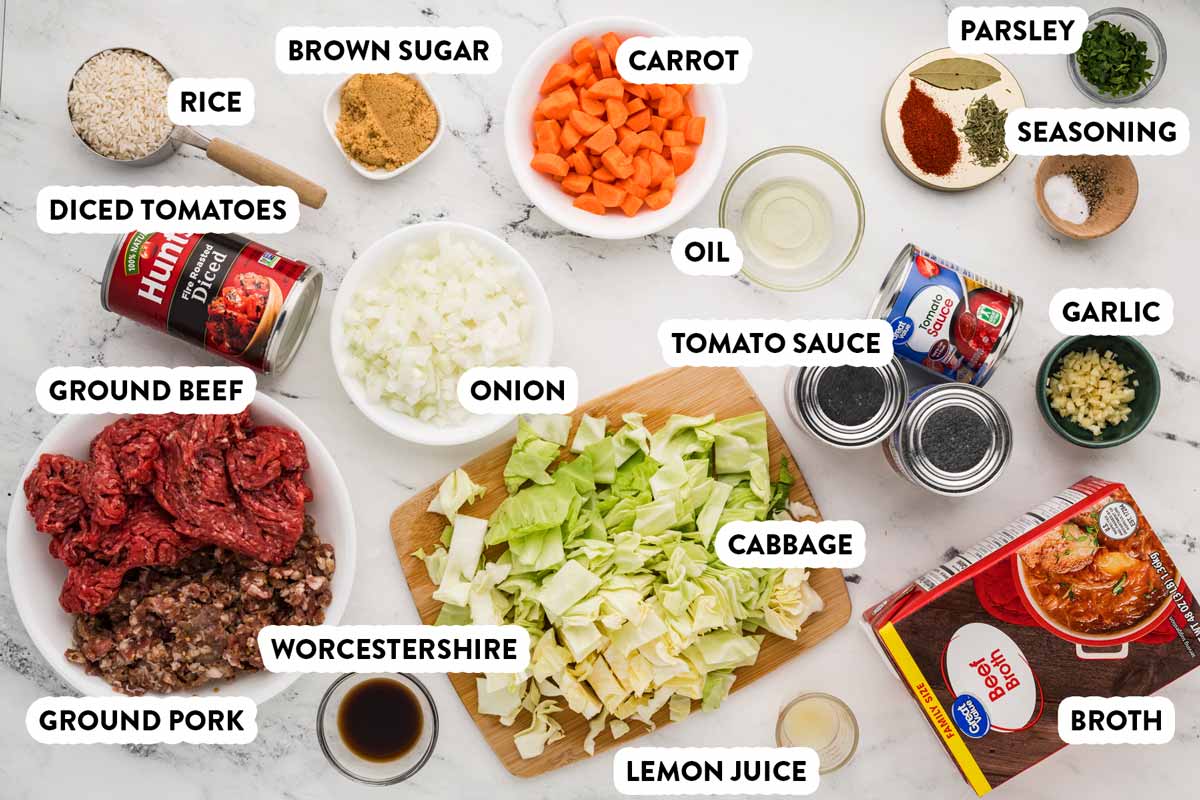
(7, 393), (356, 703)
(881, 47), (1025, 191)
(323, 74), (445, 180)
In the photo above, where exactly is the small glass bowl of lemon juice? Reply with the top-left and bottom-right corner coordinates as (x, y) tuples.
(719, 147), (865, 291)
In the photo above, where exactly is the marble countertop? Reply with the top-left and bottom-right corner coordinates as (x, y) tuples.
(2, 1), (1198, 798)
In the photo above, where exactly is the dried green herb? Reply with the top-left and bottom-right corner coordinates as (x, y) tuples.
(959, 95), (1009, 167)
(910, 58), (1001, 91)
(1075, 20), (1154, 97)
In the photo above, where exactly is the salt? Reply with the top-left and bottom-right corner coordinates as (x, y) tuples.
(1043, 174), (1089, 224)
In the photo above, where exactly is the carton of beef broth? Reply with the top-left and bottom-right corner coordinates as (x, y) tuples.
(864, 477), (1197, 796)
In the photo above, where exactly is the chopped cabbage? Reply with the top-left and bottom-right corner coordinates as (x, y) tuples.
(417, 410), (822, 759)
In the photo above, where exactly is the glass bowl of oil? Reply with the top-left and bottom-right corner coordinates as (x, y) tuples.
(317, 672), (439, 785)
(719, 146), (865, 292)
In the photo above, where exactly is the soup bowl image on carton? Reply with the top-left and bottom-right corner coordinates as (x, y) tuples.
(864, 476), (1197, 797)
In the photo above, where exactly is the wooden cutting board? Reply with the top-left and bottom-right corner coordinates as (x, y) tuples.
(389, 366), (851, 777)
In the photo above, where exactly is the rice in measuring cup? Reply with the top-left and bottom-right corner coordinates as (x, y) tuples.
(68, 48), (173, 160)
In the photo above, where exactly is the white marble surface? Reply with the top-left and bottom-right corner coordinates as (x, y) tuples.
(2, 1), (1199, 798)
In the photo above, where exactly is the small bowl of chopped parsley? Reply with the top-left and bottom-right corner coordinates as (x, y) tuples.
(1069, 8), (1165, 103)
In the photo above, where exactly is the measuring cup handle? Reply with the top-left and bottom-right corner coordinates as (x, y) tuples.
(206, 138), (327, 209)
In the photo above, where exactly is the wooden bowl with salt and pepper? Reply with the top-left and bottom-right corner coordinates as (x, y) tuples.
(1035, 155), (1138, 240)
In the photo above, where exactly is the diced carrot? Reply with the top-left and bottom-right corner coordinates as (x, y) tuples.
(670, 145), (695, 174)
(648, 151), (672, 186)
(649, 116), (668, 135)
(639, 130), (663, 153)
(534, 119), (561, 154)
(670, 114), (690, 132)
(560, 121), (582, 150)
(623, 82), (648, 100)
(533, 108), (546, 121)
(587, 77), (624, 100)
(571, 37), (596, 65)
(644, 189), (672, 210)
(540, 62), (574, 94)
(593, 180), (626, 208)
(606, 98), (629, 129)
(583, 73), (598, 88)
(657, 87), (685, 119)
(581, 94), (605, 116)
(536, 85), (578, 120)
(626, 97), (646, 114)
(561, 172), (592, 194)
(597, 48), (613, 78)
(585, 124), (616, 153)
(573, 192), (606, 215)
(601, 32), (621, 60)
(685, 116), (706, 145)
(626, 108), (652, 132)
(646, 84), (665, 100)
(569, 109), (605, 136)
(592, 167), (616, 183)
(673, 83), (693, 96)
(620, 177), (649, 199)
(567, 150), (593, 176)
(571, 62), (594, 86)
(620, 194), (644, 217)
(663, 129), (686, 148)
(601, 147), (635, 179)
(617, 128), (640, 157)
(632, 155), (652, 187)
(661, 171), (676, 191)
(531, 152), (569, 177)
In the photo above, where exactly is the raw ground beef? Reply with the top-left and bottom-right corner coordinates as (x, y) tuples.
(66, 517), (333, 695)
(23, 412), (313, 614)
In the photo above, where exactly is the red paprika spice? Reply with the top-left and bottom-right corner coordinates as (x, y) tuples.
(899, 80), (959, 176)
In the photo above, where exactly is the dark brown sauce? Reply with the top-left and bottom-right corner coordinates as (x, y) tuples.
(337, 678), (422, 762)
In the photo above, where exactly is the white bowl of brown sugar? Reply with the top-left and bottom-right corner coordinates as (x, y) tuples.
(324, 73), (444, 180)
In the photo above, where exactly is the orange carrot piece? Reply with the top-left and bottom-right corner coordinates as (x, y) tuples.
(626, 97), (647, 114)
(646, 83), (665, 100)
(632, 155), (652, 187)
(571, 62), (594, 86)
(648, 151), (672, 185)
(657, 87), (685, 119)
(571, 37), (596, 65)
(569, 109), (605, 135)
(567, 150), (592, 175)
(536, 85), (578, 120)
(685, 116), (706, 144)
(605, 98), (629, 129)
(661, 171), (677, 191)
(620, 194), (644, 216)
(673, 83), (693, 96)
(585, 124), (617, 153)
(670, 114), (690, 132)
(534, 119), (561, 154)
(601, 147), (635, 179)
(583, 74), (598, 88)
(597, 48), (613, 78)
(649, 116), (668, 135)
(623, 82), (648, 100)
(639, 130), (663, 153)
(581, 94), (605, 116)
(593, 180), (626, 208)
(644, 189), (672, 210)
(670, 145), (696, 174)
(531, 152), (569, 177)
(573, 192), (606, 215)
(617, 128), (641, 157)
(620, 177), (649, 199)
(626, 108), (652, 132)
(561, 172), (592, 194)
(601, 32), (621, 60)
(592, 167), (616, 183)
(662, 129), (686, 148)
(587, 77), (624, 99)
(540, 62), (574, 94)
(560, 121), (582, 151)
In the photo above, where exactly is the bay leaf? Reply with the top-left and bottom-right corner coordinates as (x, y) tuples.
(910, 58), (1001, 90)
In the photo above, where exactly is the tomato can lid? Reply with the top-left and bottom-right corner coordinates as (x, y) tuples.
(262, 267), (322, 374)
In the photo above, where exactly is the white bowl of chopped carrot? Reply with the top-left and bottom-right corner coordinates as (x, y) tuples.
(504, 17), (728, 240)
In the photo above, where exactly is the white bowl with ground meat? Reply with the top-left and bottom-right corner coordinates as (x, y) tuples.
(6, 394), (356, 703)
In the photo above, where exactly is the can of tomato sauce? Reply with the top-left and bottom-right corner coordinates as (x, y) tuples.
(869, 244), (1022, 386)
(101, 232), (322, 373)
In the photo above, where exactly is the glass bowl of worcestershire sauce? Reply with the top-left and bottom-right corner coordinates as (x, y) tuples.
(317, 673), (439, 785)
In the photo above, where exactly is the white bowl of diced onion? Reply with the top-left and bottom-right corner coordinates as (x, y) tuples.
(330, 221), (554, 446)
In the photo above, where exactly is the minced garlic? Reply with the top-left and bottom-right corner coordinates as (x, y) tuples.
(1047, 348), (1137, 437)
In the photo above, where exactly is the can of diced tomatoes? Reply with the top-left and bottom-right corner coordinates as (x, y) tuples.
(101, 232), (322, 373)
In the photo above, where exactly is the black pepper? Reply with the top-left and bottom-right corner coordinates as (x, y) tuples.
(816, 366), (886, 426)
(1066, 164), (1108, 214)
(920, 406), (993, 473)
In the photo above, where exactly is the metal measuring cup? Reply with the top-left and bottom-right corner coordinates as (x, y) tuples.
(68, 47), (327, 208)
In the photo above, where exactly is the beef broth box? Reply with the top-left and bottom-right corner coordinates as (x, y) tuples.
(864, 477), (1199, 795)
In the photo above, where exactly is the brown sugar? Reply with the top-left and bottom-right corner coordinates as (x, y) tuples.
(336, 73), (439, 171)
